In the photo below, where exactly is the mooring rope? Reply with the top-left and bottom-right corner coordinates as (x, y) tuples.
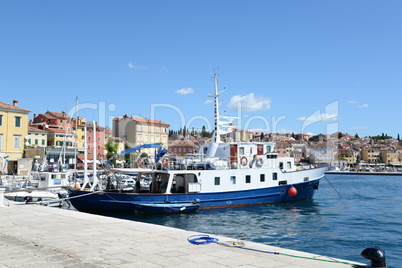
(187, 234), (365, 266)
(323, 175), (343, 198)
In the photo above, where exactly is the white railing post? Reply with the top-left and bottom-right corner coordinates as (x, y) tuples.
(0, 188), (6, 208)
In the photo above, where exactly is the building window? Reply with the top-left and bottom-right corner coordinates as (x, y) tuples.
(0, 134), (2, 150)
(214, 177), (220, 185)
(183, 148), (186, 153)
(260, 174), (265, 182)
(287, 162), (292, 169)
(245, 175), (251, 183)
(42, 139), (45, 145)
(15, 117), (21, 127)
(14, 135), (21, 149)
(0, 115), (3, 126)
(60, 119), (63, 123)
(35, 139), (38, 145)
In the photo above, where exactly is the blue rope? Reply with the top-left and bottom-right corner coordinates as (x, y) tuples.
(187, 234), (219, 245)
(187, 234), (279, 254)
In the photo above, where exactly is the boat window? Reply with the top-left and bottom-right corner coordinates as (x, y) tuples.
(239, 147), (245, 155)
(230, 176), (236, 184)
(279, 162), (284, 169)
(260, 174), (265, 182)
(214, 177), (220, 185)
(287, 162), (292, 169)
(266, 145), (271, 153)
(245, 175), (251, 183)
(151, 173), (170, 193)
(272, 172), (277, 181)
(278, 180), (287, 185)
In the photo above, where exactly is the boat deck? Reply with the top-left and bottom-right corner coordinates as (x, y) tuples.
(0, 201), (366, 267)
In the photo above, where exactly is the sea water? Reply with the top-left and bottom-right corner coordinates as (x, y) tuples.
(89, 174), (402, 267)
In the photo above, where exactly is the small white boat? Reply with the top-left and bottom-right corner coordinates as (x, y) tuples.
(4, 171), (70, 206)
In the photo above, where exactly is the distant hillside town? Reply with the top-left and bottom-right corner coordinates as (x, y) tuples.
(1, 99), (401, 175)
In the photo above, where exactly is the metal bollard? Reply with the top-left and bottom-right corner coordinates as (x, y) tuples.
(361, 246), (386, 268)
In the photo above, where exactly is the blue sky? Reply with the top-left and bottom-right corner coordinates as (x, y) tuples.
(1, 0), (401, 138)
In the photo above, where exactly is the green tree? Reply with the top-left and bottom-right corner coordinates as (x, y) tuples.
(124, 143), (130, 164)
(105, 138), (119, 166)
(201, 125), (211, 138)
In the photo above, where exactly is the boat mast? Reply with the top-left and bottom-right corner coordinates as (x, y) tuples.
(74, 96), (78, 171)
(206, 74), (224, 158)
(210, 74), (221, 144)
(80, 122), (89, 190)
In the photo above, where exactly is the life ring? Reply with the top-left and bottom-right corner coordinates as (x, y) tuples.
(241, 157), (248, 166)
(162, 158), (168, 168)
(256, 158), (263, 167)
(137, 158), (142, 167)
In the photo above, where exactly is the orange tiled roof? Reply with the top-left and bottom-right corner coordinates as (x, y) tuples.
(46, 128), (74, 134)
(28, 126), (48, 133)
(0, 101), (30, 112)
(45, 111), (72, 119)
(114, 116), (169, 126)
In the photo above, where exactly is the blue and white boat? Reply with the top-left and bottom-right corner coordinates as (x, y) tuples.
(68, 75), (327, 213)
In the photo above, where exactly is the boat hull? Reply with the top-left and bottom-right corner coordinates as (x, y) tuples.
(68, 178), (320, 213)
(132, 202), (200, 213)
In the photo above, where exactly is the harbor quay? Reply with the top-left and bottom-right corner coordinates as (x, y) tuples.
(0, 202), (366, 268)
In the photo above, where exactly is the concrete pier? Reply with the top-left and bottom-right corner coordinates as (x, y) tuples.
(0, 201), (365, 267)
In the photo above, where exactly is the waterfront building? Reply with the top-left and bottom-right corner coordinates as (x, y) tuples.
(168, 139), (198, 156)
(379, 147), (398, 164)
(338, 148), (359, 164)
(309, 143), (337, 165)
(113, 115), (169, 157)
(26, 126), (48, 148)
(85, 122), (106, 160)
(32, 111), (74, 132)
(0, 100), (30, 163)
(31, 111), (78, 166)
(224, 128), (253, 142)
(361, 146), (382, 163)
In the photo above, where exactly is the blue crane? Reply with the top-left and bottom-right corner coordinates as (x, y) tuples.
(121, 143), (167, 163)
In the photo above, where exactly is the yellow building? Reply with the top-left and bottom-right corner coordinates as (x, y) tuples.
(380, 147), (398, 164)
(0, 100), (30, 160)
(27, 126), (48, 148)
(75, 116), (86, 152)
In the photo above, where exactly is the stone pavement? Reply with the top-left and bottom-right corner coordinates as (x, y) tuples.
(0, 201), (366, 268)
